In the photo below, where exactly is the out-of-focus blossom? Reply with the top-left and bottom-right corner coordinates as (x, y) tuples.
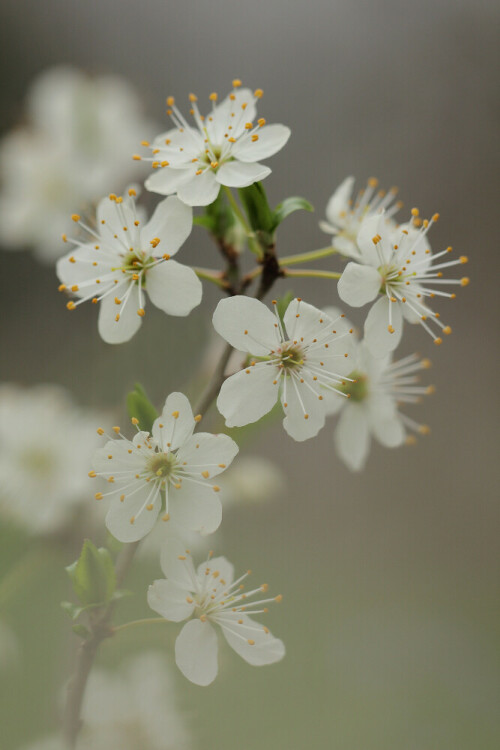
(148, 539), (285, 685)
(57, 192), (201, 344)
(21, 653), (192, 750)
(0, 67), (154, 262)
(337, 210), (469, 354)
(323, 331), (434, 470)
(219, 455), (285, 507)
(0, 385), (104, 534)
(91, 392), (238, 543)
(320, 176), (402, 260)
(213, 296), (354, 441)
(144, 80), (290, 206)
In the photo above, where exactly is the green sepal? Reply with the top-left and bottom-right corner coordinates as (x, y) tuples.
(238, 182), (274, 235)
(270, 197), (314, 233)
(61, 601), (85, 620)
(65, 540), (116, 607)
(126, 383), (158, 433)
(276, 291), (295, 324)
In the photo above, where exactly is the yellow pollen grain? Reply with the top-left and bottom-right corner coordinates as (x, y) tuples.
(232, 79), (242, 88)
(172, 410), (179, 419)
(254, 88), (263, 98)
(201, 470), (210, 478)
(209, 92), (218, 101)
(66, 301), (76, 311)
(137, 308), (145, 317)
(443, 326), (452, 335)
(244, 122), (253, 129)
(275, 594), (283, 602)
(88, 470), (96, 478)
(434, 337), (443, 346)
(461, 277), (470, 286)
(95, 492), (103, 500)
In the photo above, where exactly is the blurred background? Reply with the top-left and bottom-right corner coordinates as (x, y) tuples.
(0, 0), (498, 748)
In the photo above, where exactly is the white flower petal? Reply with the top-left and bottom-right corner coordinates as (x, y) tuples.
(282, 377), (326, 441)
(371, 414), (406, 447)
(337, 263), (381, 307)
(152, 392), (195, 451)
(169, 481), (222, 535)
(216, 160), (271, 188)
(146, 260), (202, 316)
(145, 166), (194, 196)
(175, 619), (218, 686)
(56, 244), (113, 298)
(283, 298), (332, 341)
(196, 556), (234, 587)
(176, 433), (239, 478)
(159, 537), (197, 587)
(212, 296), (277, 354)
(98, 284), (143, 344)
(356, 213), (383, 266)
(147, 579), (195, 622)
(105, 484), (161, 542)
(231, 124), (291, 162)
(364, 297), (403, 356)
(217, 366), (279, 427)
(325, 176), (355, 227)
(334, 403), (370, 471)
(140, 196), (192, 257)
(177, 169), (220, 207)
(219, 613), (285, 666)
(207, 88), (257, 142)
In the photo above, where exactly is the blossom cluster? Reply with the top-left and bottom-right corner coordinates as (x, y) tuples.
(0, 72), (468, 722)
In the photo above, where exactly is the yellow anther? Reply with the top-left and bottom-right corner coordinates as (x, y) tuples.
(146, 504), (154, 511)
(115, 314), (120, 322)
(166, 96), (175, 106)
(434, 337), (443, 346)
(213, 485), (220, 492)
(137, 308), (145, 317)
(140, 140), (150, 147)
(162, 513), (170, 521)
(209, 92), (218, 101)
(150, 237), (160, 248)
(71, 214), (80, 222)
(261, 583), (269, 592)
(461, 277), (470, 286)
(228, 136), (236, 143)
(368, 177), (379, 188)
(388, 325), (395, 333)
(459, 255), (468, 264)
(152, 161), (159, 168)
(172, 410), (179, 419)
(218, 463), (226, 468)
(419, 425), (431, 435)
(97, 428), (104, 435)
(257, 118), (266, 127)
(411, 207), (419, 217)
(114, 297), (122, 305)
(128, 188), (137, 196)
(304, 414), (309, 420)
(232, 78), (242, 88)
(426, 385), (436, 395)
(132, 154), (142, 161)
(194, 414), (202, 422)
(254, 88), (263, 98)
(275, 594), (283, 602)
(421, 358), (432, 369)
(201, 471), (210, 478)
(244, 122), (253, 129)
(131, 417), (139, 425)
(66, 301), (76, 311)
(251, 134), (259, 142)
(95, 492), (103, 500)
(189, 93), (198, 102)
(129, 516), (135, 524)
(210, 161), (219, 168)
(58, 284), (66, 292)
(62, 234), (67, 242)
(88, 470), (96, 478)
(132, 273), (139, 281)
(443, 326), (452, 335)
(162, 253), (171, 260)
(432, 213), (440, 222)
(247, 639), (255, 646)
(195, 169), (203, 175)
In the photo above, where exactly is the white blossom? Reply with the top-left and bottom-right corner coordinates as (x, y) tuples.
(148, 539), (285, 685)
(219, 455), (286, 507)
(21, 653), (192, 750)
(320, 176), (402, 260)
(91, 392), (238, 543)
(0, 384), (103, 534)
(143, 80), (290, 206)
(56, 191), (201, 344)
(324, 335), (434, 471)
(337, 210), (469, 355)
(0, 67), (154, 262)
(213, 296), (355, 441)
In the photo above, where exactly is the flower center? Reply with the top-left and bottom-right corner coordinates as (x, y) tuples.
(119, 251), (155, 282)
(147, 452), (177, 479)
(378, 263), (402, 294)
(338, 371), (368, 402)
(278, 344), (304, 372)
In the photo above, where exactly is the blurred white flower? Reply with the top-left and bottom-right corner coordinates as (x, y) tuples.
(21, 652), (192, 750)
(56, 191), (201, 344)
(91, 392), (238, 543)
(148, 539), (285, 685)
(324, 339), (434, 471)
(219, 455), (285, 507)
(337, 210), (469, 355)
(0, 384), (104, 534)
(213, 296), (355, 441)
(0, 66), (154, 262)
(320, 176), (402, 261)
(144, 80), (290, 206)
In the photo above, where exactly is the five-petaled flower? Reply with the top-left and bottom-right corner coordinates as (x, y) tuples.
(142, 80), (291, 206)
(148, 538), (285, 685)
(56, 191), (201, 344)
(213, 296), (355, 441)
(322, 321), (434, 470)
(337, 210), (469, 355)
(90, 393), (238, 542)
(320, 176), (402, 261)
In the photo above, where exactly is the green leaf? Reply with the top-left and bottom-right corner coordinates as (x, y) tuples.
(193, 214), (216, 231)
(126, 383), (158, 433)
(270, 197), (314, 232)
(61, 601), (85, 620)
(238, 182), (274, 235)
(66, 540), (116, 606)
